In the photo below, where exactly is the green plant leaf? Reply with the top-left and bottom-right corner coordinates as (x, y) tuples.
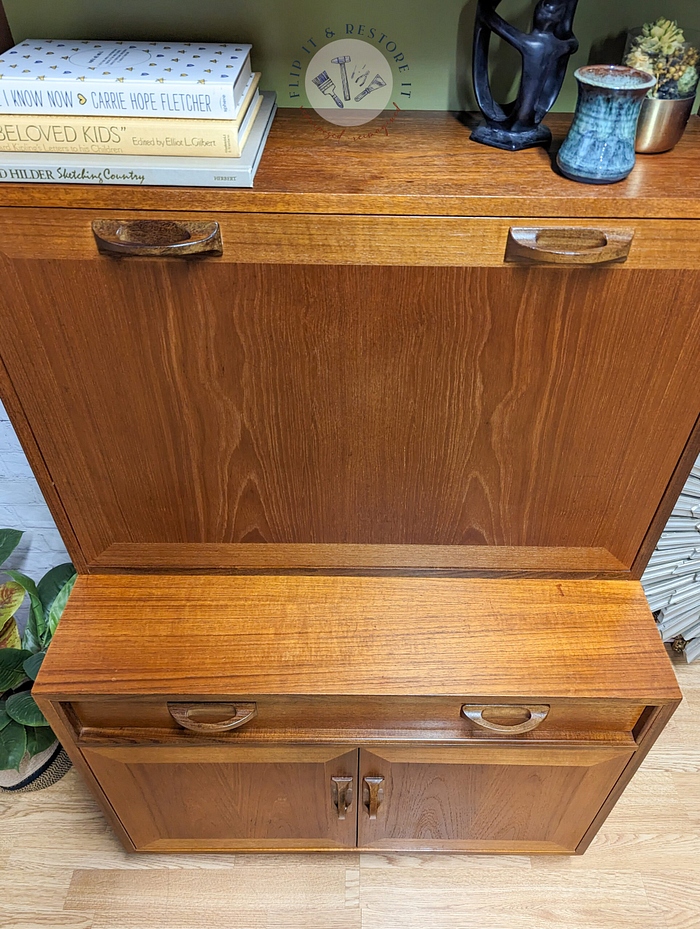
(23, 651), (45, 682)
(0, 615), (21, 650)
(0, 580), (25, 625)
(0, 700), (10, 731)
(6, 571), (46, 650)
(46, 574), (76, 639)
(37, 563), (76, 618)
(5, 690), (49, 727)
(0, 647), (31, 692)
(21, 609), (41, 654)
(26, 725), (56, 758)
(0, 719), (26, 770)
(0, 528), (23, 568)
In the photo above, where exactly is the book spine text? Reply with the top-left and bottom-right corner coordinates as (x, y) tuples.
(0, 81), (237, 119)
(0, 160), (254, 187)
(0, 116), (241, 157)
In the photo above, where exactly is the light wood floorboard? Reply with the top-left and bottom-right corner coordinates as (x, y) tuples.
(0, 655), (697, 929)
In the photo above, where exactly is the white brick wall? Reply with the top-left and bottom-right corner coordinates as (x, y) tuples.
(0, 400), (71, 630)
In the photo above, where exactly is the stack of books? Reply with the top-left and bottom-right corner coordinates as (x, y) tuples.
(0, 39), (277, 187)
(642, 453), (700, 663)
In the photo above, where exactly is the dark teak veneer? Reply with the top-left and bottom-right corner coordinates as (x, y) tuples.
(0, 105), (695, 852)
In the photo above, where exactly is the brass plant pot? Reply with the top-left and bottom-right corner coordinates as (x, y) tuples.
(635, 95), (696, 153)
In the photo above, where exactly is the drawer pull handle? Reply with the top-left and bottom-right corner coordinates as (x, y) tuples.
(331, 776), (354, 821)
(461, 704), (550, 734)
(505, 227), (633, 265)
(92, 219), (223, 258)
(363, 775), (385, 820)
(168, 702), (257, 733)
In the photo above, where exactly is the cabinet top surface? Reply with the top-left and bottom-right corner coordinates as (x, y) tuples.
(35, 575), (680, 702)
(3, 110), (700, 218)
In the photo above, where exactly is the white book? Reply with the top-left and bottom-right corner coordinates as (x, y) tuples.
(0, 92), (276, 188)
(0, 40), (253, 119)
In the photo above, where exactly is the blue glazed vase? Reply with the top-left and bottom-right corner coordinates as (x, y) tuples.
(557, 65), (657, 184)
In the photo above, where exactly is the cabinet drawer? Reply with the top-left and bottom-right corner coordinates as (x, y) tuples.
(2, 207), (700, 269)
(68, 695), (645, 744)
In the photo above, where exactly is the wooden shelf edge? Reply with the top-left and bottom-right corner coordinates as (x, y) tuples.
(89, 542), (630, 578)
(0, 110), (699, 218)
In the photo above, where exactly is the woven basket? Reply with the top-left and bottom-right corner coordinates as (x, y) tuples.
(0, 741), (72, 792)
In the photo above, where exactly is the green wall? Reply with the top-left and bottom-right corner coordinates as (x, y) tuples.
(5, 0), (700, 111)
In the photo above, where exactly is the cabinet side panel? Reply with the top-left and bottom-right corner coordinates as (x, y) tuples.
(35, 697), (136, 850)
(575, 700), (680, 853)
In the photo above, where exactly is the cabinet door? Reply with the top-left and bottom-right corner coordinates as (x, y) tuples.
(2, 210), (700, 576)
(358, 744), (633, 853)
(83, 744), (358, 851)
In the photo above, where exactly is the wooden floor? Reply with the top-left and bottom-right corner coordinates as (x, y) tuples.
(2, 654), (698, 929)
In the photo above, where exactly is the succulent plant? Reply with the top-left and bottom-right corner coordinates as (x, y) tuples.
(625, 17), (699, 99)
(639, 17), (685, 56)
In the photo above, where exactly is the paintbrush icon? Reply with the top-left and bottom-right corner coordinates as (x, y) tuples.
(312, 70), (344, 108)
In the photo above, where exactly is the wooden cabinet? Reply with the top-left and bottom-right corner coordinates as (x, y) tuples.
(1, 207), (700, 578)
(3, 111), (695, 854)
(82, 744), (359, 851)
(76, 740), (634, 854)
(357, 746), (633, 853)
(34, 574), (679, 854)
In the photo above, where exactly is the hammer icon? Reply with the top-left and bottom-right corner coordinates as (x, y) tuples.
(332, 55), (351, 101)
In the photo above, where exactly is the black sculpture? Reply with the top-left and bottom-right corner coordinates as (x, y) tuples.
(472, 0), (580, 151)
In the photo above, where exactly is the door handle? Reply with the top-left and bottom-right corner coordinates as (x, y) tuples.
(167, 702), (257, 732)
(362, 775), (385, 820)
(331, 776), (354, 820)
(92, 219), (223, 257)
(505, 227), (633, 265)
(461, 704), (550, 734)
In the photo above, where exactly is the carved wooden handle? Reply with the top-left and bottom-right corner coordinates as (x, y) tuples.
(92, 219), (223, 257)
(505, 227), (633, 265)
(461, 704), (550, 734)
(331, 776), (353, 821)
(363, 775), (385, 820)
(167, 702), (257, 732)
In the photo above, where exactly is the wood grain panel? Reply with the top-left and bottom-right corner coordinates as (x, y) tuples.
(357, 746), (632, 852)
(68, 694), (645, 744)
(91, 543), (628, 577)
(82, 744), (358, 851)
(33, 575), (681, 703)
(1, 208), (700, 268)
(1, 232), (698, 571)
(575, 701), (680, 853)
(3, 110), (700, 219)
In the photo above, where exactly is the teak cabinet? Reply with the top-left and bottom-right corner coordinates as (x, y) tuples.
(32, 575), (679, 853)
(79, 743), (632, 853)
(1, 110), (696, 853)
